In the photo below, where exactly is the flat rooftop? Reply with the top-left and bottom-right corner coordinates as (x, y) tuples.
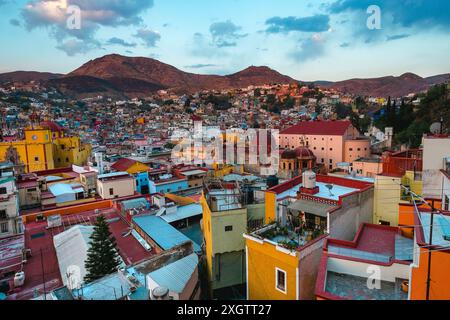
(277, 182), (358, 201)
(419, 212), (450, 248)
(327, 224), (414, 263)
(325, 272), (408, 300)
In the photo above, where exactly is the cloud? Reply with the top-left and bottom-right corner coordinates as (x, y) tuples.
(209, 20), (247, 47)
(265, 15), (330, 33)
(386, 34), (410, 41)
(20, 0), (154, 55)
(189, 32), (228, 58)
(329, 0), (450, 30)
(134, 28), (161, 47)
(10, 18), (21, 27)
(184, 64), (218, 69)
(291, 34), (327, 62)
(56, 39), (99, 56)
(106, 37), (136, 47)
(340, 42), (350, 47)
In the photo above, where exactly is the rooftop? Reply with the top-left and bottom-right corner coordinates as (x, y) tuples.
(147, 253), (198, 294)
(6, 207), (154, 300)
(98, 172), (131, 180)
(418, 212), (450, 248)
(277, 181), (358, 202)
(326, 224), (414, 263)
(325, 272), (407, 300)
(132, 215), (201, 253)
(280, 120), (352, 136)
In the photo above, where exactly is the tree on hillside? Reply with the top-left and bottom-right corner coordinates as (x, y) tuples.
(84, 215), (121, 284)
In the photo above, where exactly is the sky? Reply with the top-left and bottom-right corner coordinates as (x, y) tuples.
(0, 0), (450, 81)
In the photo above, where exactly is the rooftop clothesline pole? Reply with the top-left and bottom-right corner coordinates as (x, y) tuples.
(395, 180), (441, 301)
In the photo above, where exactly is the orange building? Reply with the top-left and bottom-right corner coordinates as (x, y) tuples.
(408, 206), (450, 300)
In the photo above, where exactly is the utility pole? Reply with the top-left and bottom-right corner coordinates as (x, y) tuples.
(426, 200), (437, 301)
(397, 182), (437, 300)
(40, 248), (46, 300)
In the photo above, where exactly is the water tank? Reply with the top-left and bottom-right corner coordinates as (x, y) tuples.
(266, 175), (279, 189)
(14, 272), (25, 287)
(302, 170), (316, 189)
(152, 286), (169, 300)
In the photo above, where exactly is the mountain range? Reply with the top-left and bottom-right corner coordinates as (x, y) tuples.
(1, 54), (449, 98)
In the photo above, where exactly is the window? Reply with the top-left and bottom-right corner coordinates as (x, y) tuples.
(27, 188), (37, 192)
(0, 210), (7, 219)
(379, 220), (391, 226)
(109, 188), (114, 196)
(349, 148), (353, 151)
(34, 157), (39, 162)
(330, 148), (333, 151)
(1, 223), (8, 233)
(225, 225), (233, 232)
(330, 159), (333, 164)
(275, 268), (287, 294)
(0, 187), (6, 195)
(61, 145), (65, 150)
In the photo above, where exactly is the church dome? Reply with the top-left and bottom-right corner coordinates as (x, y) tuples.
(293, 146), (316, 159)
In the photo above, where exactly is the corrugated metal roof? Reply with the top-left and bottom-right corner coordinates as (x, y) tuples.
(147, 253), (198, 294)
(132, 216), (201, 252)
(160, 204), (202, 223)
(49, 183), (76, 196)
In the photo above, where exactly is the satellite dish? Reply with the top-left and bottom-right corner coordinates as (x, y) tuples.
(430, 122), (442, 134)
(325, 184), (335, 197)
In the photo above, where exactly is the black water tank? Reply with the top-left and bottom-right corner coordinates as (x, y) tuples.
(267, 175), (279, 188)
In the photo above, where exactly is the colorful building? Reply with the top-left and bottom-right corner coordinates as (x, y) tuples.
(279, 120), (370, 171)
(0, 122), (91, 173)
(373, 150), (423, 226)
(315, 223), (413, 300)
(97, 172), (136, 200)
(245, 171), (374, 300)
(0, 168), (22, 239)
(397, 201), (450, 300)
(200, 181), (265, 299)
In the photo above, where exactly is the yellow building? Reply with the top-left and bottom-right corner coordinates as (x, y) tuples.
(244, 171), (375, 300)
(373, 171), (422, 226)
(200, 182), (248, 299)
(0, 122), (91, 173)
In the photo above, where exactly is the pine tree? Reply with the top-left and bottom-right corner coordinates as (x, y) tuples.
(84, 215), (121, 284)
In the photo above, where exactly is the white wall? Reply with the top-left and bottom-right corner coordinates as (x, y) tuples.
(327, 257), (411, 283)
(423, 137), (450, 198)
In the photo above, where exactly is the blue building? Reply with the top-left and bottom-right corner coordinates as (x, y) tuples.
(135, 172), (150, 195)
(149, 177), (189, 194)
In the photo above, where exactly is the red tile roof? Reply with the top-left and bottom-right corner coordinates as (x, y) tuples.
(111, 158), (139, 172)
(280, 120), (352, 136)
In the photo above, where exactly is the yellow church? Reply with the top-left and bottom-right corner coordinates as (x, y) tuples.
(0, 121), (92, 173)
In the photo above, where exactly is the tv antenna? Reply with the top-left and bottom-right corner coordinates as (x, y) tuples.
(325, 184), (335, 197)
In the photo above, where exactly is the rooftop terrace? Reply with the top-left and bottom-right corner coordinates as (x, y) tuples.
(325, 272), (408, 300)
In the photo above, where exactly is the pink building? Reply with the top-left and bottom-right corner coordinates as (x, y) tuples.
(280, 120), (370, 171)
